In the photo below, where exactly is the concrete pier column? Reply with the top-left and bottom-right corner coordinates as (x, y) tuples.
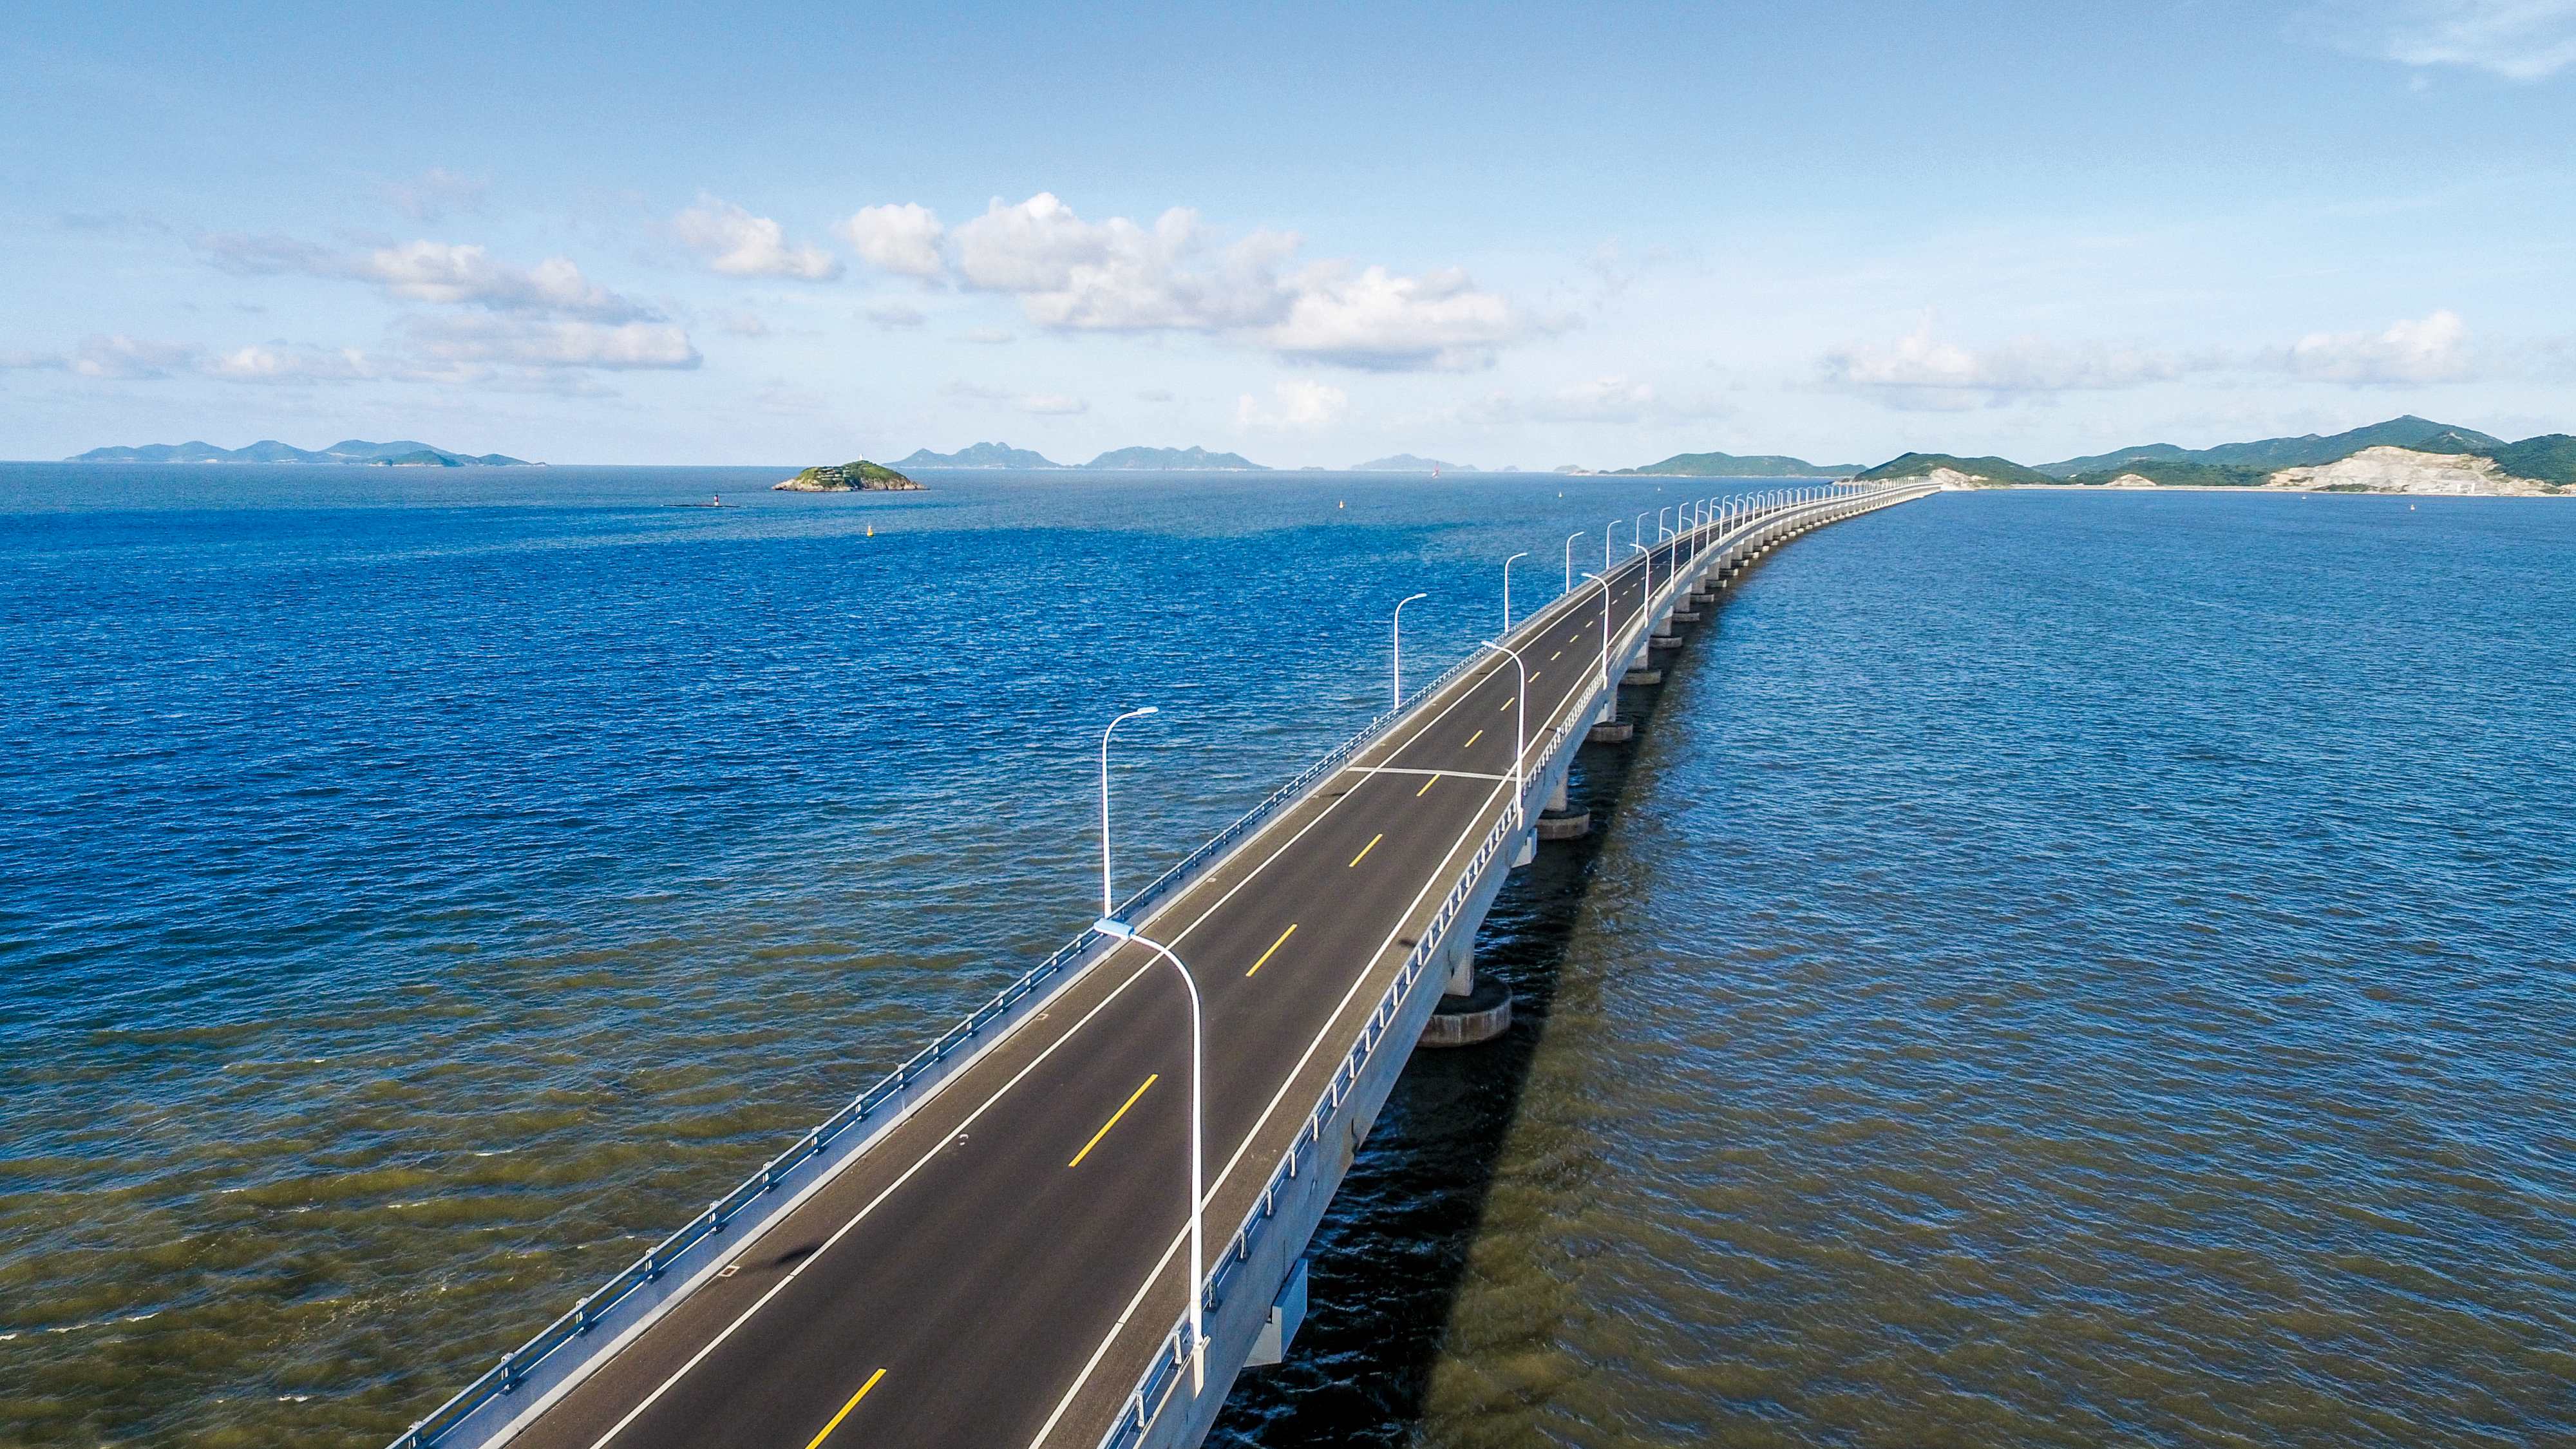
(1546, 775), (1569, 812)
(1422, 944), (1511, 1048)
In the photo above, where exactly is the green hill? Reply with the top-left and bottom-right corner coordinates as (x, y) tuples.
(1080, 446), (1267, 471)
(772, 459), (923, 492)
(1611, 450), (1861, 477)
(2482, 434), (2576, 484)
(2063, 460), (2271, 488)
(1855, 452), (2055, 486)
(2039, 416), (2501, 478)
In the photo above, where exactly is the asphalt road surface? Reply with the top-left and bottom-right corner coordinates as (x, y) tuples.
(502, 523), (1714, 1449)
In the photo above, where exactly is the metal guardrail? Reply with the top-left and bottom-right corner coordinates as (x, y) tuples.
(386, 512), (1656, 1449)
(1090, 484), (1924, 1449)
(392, 486), (1911, 1449)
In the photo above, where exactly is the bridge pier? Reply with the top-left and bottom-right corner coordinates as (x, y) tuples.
(1421, 945), (1511, 1048)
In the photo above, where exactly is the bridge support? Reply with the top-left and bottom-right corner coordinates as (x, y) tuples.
(1535, 808), (1590, 840)
(1421, 943), (1511, 1049)
(1622, 667), (1662, 686)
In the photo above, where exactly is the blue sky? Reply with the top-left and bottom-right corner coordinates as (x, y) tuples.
(5, 0), (2572, 466)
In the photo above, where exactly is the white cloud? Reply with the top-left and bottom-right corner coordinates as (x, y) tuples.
(198, 234), (658, 322)
(203, 343), (378, 383)
(943, 379), (1088, 414)
(1822, 319), (2191, 406)
(959, 327), (1015, 344)
(400, 316), (701, 370)
(673, 196), (841, 281)
(842, 191), (1530, 371)
(383, 167), (488, 222)
(951, 194), (1294, 332)
(2280, 309), (2474, 383)
(2306, 0), (2576, 79)
(865, 303), (927, 328)
(714, 309), (771, 337)
(837, 203), (947, 278)
(1464, 375), (1730, 426)
(72, 335), (200, 379)
(1235, 379), (1349, 430)
(1264, 263), (1526, 372)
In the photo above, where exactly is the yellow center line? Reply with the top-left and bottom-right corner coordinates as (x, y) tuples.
(1245, 922), (1298, 977)
(1068, 1074), (1158, 1168)
(1498, 696), (1513, 711)
(1348, 833), (1383, 867)
(802, 1368), (887, 1449)
(1549, 649), (1562, 661)
(1463, 729), (1482, 748)
(1416, 773), (1439, 797)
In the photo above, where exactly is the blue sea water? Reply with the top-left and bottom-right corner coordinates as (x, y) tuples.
(3, 469), (2570, 1447)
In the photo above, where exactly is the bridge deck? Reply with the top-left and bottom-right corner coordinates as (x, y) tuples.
(454, 489), (1910, 1449)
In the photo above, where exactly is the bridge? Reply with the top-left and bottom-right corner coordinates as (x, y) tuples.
(392, 480), (1937, 1449)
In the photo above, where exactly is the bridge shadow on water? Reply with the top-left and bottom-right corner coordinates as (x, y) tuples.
(1207, 645), (1692, 1447)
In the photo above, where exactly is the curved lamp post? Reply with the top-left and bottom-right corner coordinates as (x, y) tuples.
(1501, 551), (1530, 634)
(1088, 916), (1206, 1394)
(1391, 592), (1429, 710)
(1099, 706), (1160, 919)
(1562, 531), (1586, 594)
(1581, 570), (1613, 706)
(1476, 638), (1530, 813)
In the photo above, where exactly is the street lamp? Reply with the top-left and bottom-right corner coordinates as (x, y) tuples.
(1391, 592), (1428, 710)
(1581, 571), (1613, 708)
(1476, 638), (1530, 812)
(1099, 706), (1160, 920)
(1562, 531), (1586, 594)
(1087, 916), (1206, 1394)
(1604, 517), (1622, 573)
(1501, 551), (1529, 634)
(1658, 506), (1673, 542)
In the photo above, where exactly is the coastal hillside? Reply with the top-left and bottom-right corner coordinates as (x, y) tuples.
(1081, 445), (1266, 470)
(772, 459), (923, 492)
(893, 442), (1063, 469)
(69, 439), (533, 466)
(2039, 416), (2501, 477)
(1856, 453), (2056, 487)
(1611, 450), (1862, 477)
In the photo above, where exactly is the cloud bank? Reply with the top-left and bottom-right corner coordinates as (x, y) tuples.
(840, 192), (1535, 371)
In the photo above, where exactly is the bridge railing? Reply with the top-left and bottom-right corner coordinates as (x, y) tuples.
(1093, 653), (1615, 1449)
(393, 486), (1913, 1449)
(388, 512), (1647, 1449)
(1092, 482), (1926, 1449)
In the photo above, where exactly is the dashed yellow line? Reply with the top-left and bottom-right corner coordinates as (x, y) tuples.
(1348, 833), (1383, 868)
(1498, 696), (1513, 712)
(802, 1368), (887, 1449)
(1463, 729), (1482, 748)
(1549, 649), (1562, 661)
(1416, 773), (1439, 797)
(1246, 923), (1298, 977)
(1068, 1075), (1158, 1168)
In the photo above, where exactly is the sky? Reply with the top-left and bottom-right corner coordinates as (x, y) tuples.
(4, 0), (2573, 468)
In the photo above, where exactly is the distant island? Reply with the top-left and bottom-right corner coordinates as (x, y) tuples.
(893, 441), (1063, 469)
(1844, 416), (2570, 496)
(1083, 445), (1265, 471)
(889, 440), (1268, 471)
(68, 439), (534, 466)
(1609, 450), (1864, 478)
(773, 459), (923, 492)
(1349, 454), (1476, 473)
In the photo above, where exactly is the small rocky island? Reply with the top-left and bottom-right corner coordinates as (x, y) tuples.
(772, 459), (923, 492)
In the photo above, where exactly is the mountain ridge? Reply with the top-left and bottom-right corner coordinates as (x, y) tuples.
(68, 439), (533, 466)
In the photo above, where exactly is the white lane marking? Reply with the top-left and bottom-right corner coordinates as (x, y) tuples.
(1028, 606), (1630, 1444)
(1025, 768), (1519, 1449)
(1346, 766), (1512, 782)
(573, 572), (1536, 1444)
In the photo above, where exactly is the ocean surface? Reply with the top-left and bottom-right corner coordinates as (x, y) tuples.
(3, 468), (2570, 1448)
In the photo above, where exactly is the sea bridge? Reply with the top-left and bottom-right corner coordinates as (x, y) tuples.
(393, 479), (1938, 1449)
